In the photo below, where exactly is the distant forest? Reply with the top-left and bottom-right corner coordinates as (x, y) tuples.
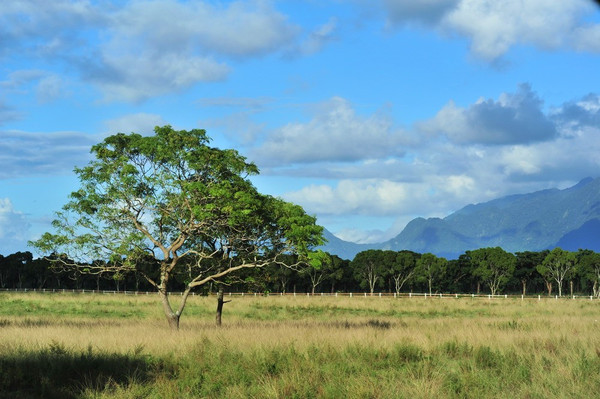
(2, 247), (600, 297)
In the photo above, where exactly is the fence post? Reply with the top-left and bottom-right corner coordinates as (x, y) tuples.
(379, 292), (382, 298)
(350, 292), (352, 298)
(409, 293), (412, 298)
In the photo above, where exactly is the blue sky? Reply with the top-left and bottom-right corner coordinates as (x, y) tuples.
(2, 0), (600, 255)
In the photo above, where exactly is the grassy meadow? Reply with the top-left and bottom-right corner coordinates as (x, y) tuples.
(1, 292), (600, 398)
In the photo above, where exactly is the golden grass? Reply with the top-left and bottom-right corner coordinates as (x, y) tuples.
(2, 293), (599, 355)
(3, 293), (600, 398)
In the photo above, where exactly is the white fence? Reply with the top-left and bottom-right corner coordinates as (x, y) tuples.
(0, 288), (598, 301)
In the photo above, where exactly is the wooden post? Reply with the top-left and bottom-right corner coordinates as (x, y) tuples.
(216, 289), (231, 327)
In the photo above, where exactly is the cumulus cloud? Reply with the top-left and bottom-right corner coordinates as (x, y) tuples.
(278, 88), (600, 243)
(284, 179), (432, 216)
(0, 0), (103, 59)
(418, 84), (557, 145)
(0, 198), (30, 254)
(89, 0), (301, 102)
(2, 1), (303, 103)
(381, 0), (599, 60)
(0, 130), (98, 179)
(552, 93), (600, 132)
(0, 198), (29, 240)
(250, 97), (413, 165)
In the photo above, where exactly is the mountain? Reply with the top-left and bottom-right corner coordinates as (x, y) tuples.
(321, 177), (600, 259)
(321, 229), (376, 261)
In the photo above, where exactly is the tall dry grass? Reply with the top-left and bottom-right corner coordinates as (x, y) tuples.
(2, 292), (600, 398)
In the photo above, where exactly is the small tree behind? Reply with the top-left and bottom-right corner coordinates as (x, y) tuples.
(536, 248), (576, 297)
(391, 250), (419, 294)
(470, 247), (516, 296)
(351, 250), (387, 295)
(415, 253), (447, 295)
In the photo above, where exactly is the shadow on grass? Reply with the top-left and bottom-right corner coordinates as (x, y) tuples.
(0, 342), (166, 399)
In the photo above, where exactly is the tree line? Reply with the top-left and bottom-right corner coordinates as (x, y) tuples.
(3, 246), (599, 297)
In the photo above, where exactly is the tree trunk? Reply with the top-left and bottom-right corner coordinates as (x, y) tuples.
(546, 281), (552, 296)
(160, 291), (180, 330)
(521, 279), (527, 296)
(569, 280), (573, 297)
(216, 289), (231, 327)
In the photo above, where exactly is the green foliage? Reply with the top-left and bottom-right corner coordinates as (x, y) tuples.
(28, 126), (323, 327)
(350, 250), (389, 294)
(469, 247), (516, 295)
(537, 248), (577, 297)
(415, 253), (447, 295)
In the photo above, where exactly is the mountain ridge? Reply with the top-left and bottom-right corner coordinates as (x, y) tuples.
(321, 177), (600, 260)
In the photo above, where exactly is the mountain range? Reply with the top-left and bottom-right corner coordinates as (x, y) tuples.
(321, 177), (600, 260)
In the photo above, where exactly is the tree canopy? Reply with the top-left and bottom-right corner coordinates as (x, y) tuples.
(31, 126), (324, 329)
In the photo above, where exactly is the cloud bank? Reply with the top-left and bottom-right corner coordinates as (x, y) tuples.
(382, 0), (600, 60)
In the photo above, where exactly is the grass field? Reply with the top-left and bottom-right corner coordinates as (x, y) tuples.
(1, 292), (600, 398)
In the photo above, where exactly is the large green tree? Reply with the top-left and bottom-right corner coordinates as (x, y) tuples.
(31, 126), (323, 329)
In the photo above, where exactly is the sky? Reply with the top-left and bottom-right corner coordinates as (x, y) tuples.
(1, 0), (600, 256)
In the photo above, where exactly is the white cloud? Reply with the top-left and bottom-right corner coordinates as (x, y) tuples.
(0, 198), (30, 255)
(1, 1), (302, 103)
(418, 84), (557, 145)
(552, 93), (600, 132)
(294, 18), (338, 56)
(92, 52), (230, 103)
(250, 97), (413, 165)
(0, 130), (98, 178)
(284, 179), (423, 216)
(381, 0), (599, 60)
(87, 0), (299, 102)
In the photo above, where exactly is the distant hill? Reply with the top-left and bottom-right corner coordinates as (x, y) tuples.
(321, 177), (600, 260)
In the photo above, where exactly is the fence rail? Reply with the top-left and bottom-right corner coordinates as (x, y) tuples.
(0, 287), (598, 301)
